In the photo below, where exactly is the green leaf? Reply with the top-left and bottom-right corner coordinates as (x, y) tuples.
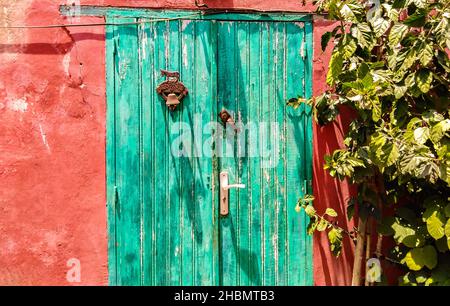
(377, 216), (395, 236)
(325, 208), (338, 217)
(339, 3), (357, 22)
(418, 43), (434, 67)
(385, 141), (400, 167)
(403, 245), (438, 271)
(372, 17), (390, 38)
(372, 98), (382, 122)
(422, 245), (438, 270)
(435, 237), (449, 252)
(369, 132), (400, 167)
(394, 85), (408, 99)
(403, 9), (427, 27)
(415, 70), (433, 93)
(412, 0), (427, 9)
(389, 23), (409, 45)
(445, 218), (450, 238)
(307, 217), (318, 235)
(304, 205), (316, 217)
(326, 51), (343, 85)
(415, 271), (429, 284)
(383, 3), (399, 21)
(398, 48), (417, 72)
(339, 35), (357, 59)
(321, 31), (333, 52)
(351, 23), (374, 50)
(328, 228), (343, 257)
(413, 127), (430, 145)
(403, 248), (424, 271)
(445, 204), (450, 218)
(316, 219), (328, 231)
(426, 211), (445, 240)
(391, 220), (425, 248)
(430, 119), (450, 144)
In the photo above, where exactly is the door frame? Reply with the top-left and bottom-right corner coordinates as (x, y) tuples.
(60, 5), (313, 285)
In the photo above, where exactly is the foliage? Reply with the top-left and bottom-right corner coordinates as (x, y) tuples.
(292, 0), (450, 285)
(296, 195), (345, 256)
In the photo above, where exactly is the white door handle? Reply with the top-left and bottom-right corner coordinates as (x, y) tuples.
(220, 171), (245, 216)
(223, 183), (245, 190)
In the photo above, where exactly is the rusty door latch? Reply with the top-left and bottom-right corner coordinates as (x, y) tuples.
(218, 109), (240, 132)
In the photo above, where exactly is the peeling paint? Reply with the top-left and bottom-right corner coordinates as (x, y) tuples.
(181, 19), (192, 31)
(63, 53), (71, 76)
(8, 98), (28, 112)
(300, 40), (305, 59)
(38, 123), (51, 153)
(140, 27), (148, 59)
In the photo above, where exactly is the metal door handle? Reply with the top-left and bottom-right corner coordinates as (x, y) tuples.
(220, 171), (245, 216)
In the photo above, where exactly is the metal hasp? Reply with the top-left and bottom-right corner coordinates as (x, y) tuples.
(156, 69), (188, 111)
(218, 109), (239, 132)
(219, 171), (245, 216)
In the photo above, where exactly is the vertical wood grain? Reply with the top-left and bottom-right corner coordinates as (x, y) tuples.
(108, 14), (313, 286)
(113, 17), (141, 285)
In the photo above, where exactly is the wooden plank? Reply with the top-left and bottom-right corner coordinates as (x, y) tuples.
(167, 19), (182, 286)
(153, 20), (169, 286)
(193, 20), (216, 285)
(113, 17), (141, 285)
(179, 19), (196, 286)
(60, 5), (311, 22)
(259, 21), (275, 285)
(105, 17), (117, 286)
(247, 21), (263, 286)
(209, 20), (220, 286)
(236, 21), (251, 286)
(285, 22), (306, 286)
(139, 18), (155, 286)
(273, 22), (288, 286)
(217, 21), (238, 285)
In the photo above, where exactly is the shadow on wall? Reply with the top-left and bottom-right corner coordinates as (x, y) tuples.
(0, 33), (104, 54)
(312, 106), (357, 286)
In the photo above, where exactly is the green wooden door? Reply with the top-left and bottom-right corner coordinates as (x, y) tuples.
(106, 12), (313, 286)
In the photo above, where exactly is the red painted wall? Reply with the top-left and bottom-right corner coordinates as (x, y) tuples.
(0, 0), (354, 285)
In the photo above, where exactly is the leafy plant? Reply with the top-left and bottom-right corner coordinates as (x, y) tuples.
(293, 0), (450, 285)
(296, 195), (347, 256)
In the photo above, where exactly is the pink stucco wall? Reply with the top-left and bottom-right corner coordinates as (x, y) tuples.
(0, 0), (354, 285)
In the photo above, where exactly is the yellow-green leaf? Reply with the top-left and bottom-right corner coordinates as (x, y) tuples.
(372, 17), (390, 38)
(305, 205), (316, 217)
(317, 219), (328, 231)
(416, 70), (433, 93)
(445, 218), (450, 238)
(325, 208), (338, 217)
(430, 119), (450, 144)
(403, 246), (438, 271)
(419, 43), (434, 66)
(403, 248), (424, 271)
(389, 23), (408, 45)
(414, 127), (430, 145)
(326, 51), (343, 85)
(426, 211), (445, 240)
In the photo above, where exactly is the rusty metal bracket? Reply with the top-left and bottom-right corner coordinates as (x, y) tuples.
(156, 70), (188, 111)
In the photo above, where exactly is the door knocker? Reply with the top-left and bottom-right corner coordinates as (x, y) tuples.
(156, 70), (188, 111)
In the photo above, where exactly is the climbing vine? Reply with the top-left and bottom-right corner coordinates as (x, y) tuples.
(292, 0), (450, 285)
